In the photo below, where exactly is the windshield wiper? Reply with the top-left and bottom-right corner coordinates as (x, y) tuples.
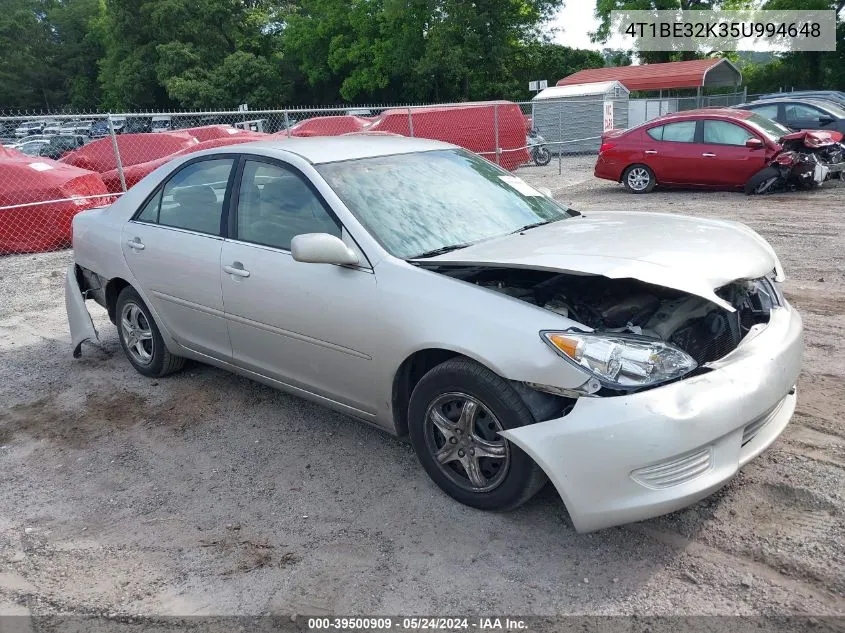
(410, 242), (475, 259)
(510, 218), (558, 234)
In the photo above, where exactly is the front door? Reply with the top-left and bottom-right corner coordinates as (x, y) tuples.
(121, 157), (235, 360)
(783, 102), (838, 132)
(220, 157), (380, 415)
(697, 119), (769, 187)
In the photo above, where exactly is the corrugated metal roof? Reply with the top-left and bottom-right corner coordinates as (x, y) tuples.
(556, 59), (741, 92)
(533, 81), (629, 100)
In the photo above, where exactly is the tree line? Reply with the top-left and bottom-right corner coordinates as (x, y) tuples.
(0, 0), (607, 111)
(1, 0), (842, 113)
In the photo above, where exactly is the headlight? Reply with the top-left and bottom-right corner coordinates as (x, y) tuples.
(541, 331), (698, 389)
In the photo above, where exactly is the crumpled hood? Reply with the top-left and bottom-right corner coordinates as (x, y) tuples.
(418, 211), (783, 311)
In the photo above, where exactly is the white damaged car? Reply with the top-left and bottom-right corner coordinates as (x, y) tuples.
(66, 136), (803, 532)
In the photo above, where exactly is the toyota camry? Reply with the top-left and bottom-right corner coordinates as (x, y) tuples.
(66, 135), (803, 532)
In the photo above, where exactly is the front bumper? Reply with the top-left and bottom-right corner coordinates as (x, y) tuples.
(824, 160), (844, 175)
(501, 304), (803, 533)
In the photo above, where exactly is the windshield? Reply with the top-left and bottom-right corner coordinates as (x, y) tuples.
(317, 149), (574, 259)
(808, 100), (845, 118)
(745, 113), (791, 141)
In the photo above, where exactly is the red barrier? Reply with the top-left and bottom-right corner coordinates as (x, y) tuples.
(0, 154), (112, 254)
(370, 102), (529, 170)
(60, 132), (199, 173)
(100, 133), (268, 193)
(285, 115), (373, 137)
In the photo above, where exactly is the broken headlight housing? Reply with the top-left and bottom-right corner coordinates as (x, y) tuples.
(541, 331), (698, 389)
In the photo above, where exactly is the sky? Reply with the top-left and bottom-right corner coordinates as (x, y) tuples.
(548, 1), (607, 51)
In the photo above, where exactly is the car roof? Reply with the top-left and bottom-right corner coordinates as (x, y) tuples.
(761, 90), (845, 98)
(741, 97), (837, 110)
(646, 108), (754, 124)
(232, 135), (457, 164)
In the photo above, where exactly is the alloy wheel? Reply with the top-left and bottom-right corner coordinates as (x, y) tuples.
(627, 167), (651, 191)
(423, 392), (510, 493)
(120, 302), (154, 365)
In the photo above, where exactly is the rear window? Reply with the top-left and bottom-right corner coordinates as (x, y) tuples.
(646, 121), (696, 143)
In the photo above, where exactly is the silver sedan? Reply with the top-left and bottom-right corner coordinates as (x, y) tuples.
(66, 136), (803, 532)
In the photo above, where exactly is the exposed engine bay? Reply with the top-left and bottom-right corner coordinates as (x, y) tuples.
(426, 266), (781, 366)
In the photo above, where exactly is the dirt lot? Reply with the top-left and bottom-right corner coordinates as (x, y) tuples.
(0, 158), (843, 620)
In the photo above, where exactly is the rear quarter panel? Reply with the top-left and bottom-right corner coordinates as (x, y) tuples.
(595, 129), (644, 182)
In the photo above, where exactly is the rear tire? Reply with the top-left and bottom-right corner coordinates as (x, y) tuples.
(745, 167), (780, 195)
(408, 357), (547, 511)
(116, 287), (185, 378)
(622, 164), (656, 193)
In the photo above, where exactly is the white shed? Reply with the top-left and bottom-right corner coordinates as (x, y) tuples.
(531, 81), (630, 154)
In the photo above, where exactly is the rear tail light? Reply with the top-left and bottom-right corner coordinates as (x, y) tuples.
(599, 142), (617, 153)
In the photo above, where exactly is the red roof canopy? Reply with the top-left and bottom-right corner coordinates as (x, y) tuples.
(557, 59), (741, 92)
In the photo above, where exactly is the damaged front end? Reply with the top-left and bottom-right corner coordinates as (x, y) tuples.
(421, 264), (784, 395)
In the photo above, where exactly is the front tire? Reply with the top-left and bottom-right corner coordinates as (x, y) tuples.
(533, 146), (552, 166)
(116, 287), (185, 377)
(408, 357), (547, 511)
(622, 164), (656, 193)
(745, 167), (780, 195)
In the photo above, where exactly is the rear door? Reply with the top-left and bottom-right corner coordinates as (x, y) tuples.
(121, 156), (236, 360)
(642, 120), (705, 185)
(698, 119), (769, 187)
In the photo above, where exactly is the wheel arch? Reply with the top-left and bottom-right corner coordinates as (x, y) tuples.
(392, 348), (462, 437)
(390, 348), (575, 438)
(105, 277), (131, 324)
(621, 161), (659, 183)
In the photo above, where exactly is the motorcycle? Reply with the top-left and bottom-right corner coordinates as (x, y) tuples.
(527, 128), (552, 166)
(745, 130), (841, 195)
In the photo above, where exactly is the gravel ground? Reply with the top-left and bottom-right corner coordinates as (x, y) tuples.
(0, 159), (843, 621)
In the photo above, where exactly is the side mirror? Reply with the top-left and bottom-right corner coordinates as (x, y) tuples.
(291, 233), (360, 266)
(819, 116), (835, 125)
(745, 138), (764, 149)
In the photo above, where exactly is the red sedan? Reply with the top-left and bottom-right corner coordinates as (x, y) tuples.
(594, 108), (791, 193)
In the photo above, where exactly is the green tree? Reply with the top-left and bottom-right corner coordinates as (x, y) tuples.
(282, 0), (580, 103)
(98, 0), (291, 110)
(47, 0), (104, 109)
(0, 0), (60, 109)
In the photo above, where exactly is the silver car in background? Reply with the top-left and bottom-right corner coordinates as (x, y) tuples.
(66, 136), (803, 532)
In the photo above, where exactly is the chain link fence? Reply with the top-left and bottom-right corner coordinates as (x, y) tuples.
(1, 92), (755, 257)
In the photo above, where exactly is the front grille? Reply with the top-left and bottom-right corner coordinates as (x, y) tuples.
(631, 447), (713, 489)
(742, 399), (786, 446)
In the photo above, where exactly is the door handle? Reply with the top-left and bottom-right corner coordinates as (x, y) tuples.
(126, 238), (145, 250)
(702, 153), (717, 157)
(223, 263), (250, 278)
(644, 150), (658, 155)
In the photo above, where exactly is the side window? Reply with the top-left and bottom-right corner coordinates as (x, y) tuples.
(137, 190), (162, 223)
(784, 103), (822, 123)
(157, 158), (234, 235)
(661, 121), (696, 143)
(702, 120), (756, 146)
(236, 160), (341, 251)
(749, 104), (779, 120)
(646, 126), (663, 140)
